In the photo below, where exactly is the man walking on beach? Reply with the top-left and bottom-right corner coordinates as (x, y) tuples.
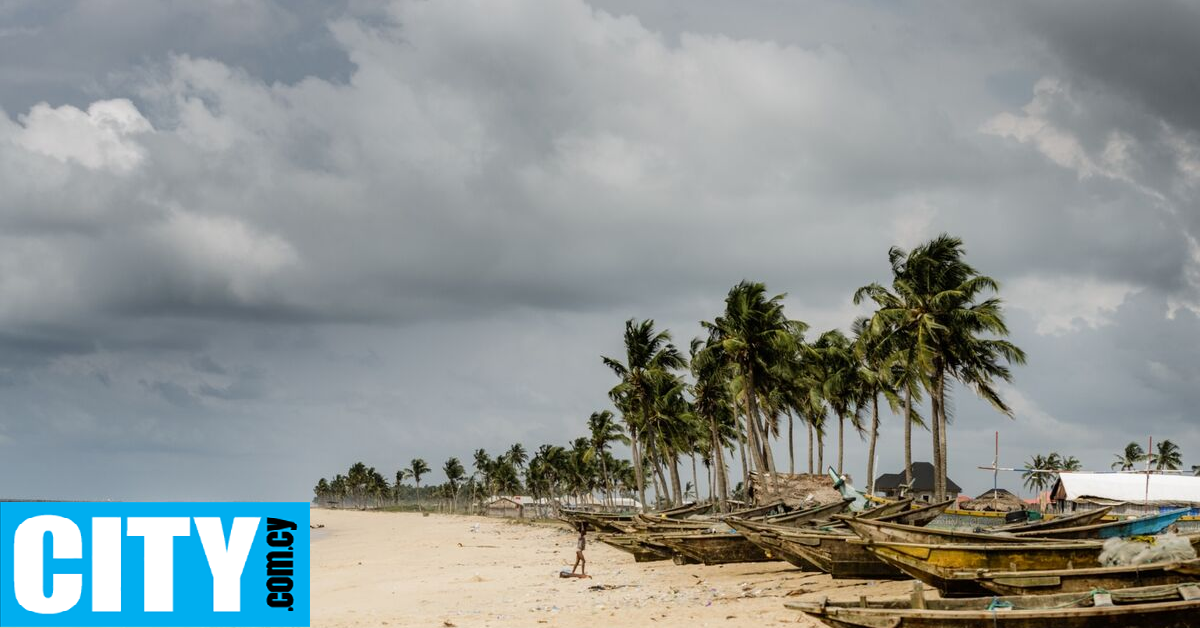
(570, 523), (588, 577)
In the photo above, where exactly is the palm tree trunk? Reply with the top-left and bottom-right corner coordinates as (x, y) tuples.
(930, 376), (943, 502)
(903, 386), (913, 487)
(866, 394), (879, 496)
(743, 392), (769, 476)
(690, 452), (699, 503)
(807, 421), (814, 474)
(631, 429), (648, 511)
(837, 413), (845, 475)
(668, 453), (684, 507)
(817, 431), (825, 473)
(737, 432), (750, 500)
(788, 410), (795, 475)
(937, 372), (949, 501)
(709, 414), (729, 512)
(600, 453), (612, 508)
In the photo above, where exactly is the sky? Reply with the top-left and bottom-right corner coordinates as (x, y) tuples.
(0, 0), (1198, 501)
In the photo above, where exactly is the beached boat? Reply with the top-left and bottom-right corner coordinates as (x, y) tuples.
(855, 539), (1110, 596)
(597, 534), (673, 562)
(771, 531), (907, 579)
(973, 558), (1200, 596)
(1010, 508), (1191, 540)
(762, 498), (855, 526)
(655, 532), (775, 565)
(988, 506), (1112, 533)
(785, 581), (1200, 628)
(856, 497), (915, 520)
(841, 517), (1033, 546)
(726, 519), (823, 571)
(873, 499), (955, 527)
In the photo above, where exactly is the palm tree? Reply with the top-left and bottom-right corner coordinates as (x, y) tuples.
(1022, 454), (1051, 494)
(689, 338), (735, 511)
(1152, 440), (1182, 471)
(603, 318), (686, 511)
(443, 457), (465, 512)
(505, 443), (528, 469)
(586, 410), (628, 505)
(701, 281), (807, 490)
(407, 458), (430, 509)
(1111, 442), (1145, 471)
(854, 235), (1025, 500)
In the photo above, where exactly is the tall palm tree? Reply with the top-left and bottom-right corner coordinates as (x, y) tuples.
(443, 457), (465, 513)
(1111, 442), (1146, 471)
(701, 281), (807, 490)
(505, 443), (528, 470)
(407, 458), (430, 509)
(586, 410), (628, 505)
(1022, 454), (1051, 494)
(603, 318), (686, 511)
(1152, 440), (1182, 471)
(854, 235), (1025, 500)
(689, 338), (735, 511)
(804, 329), (865, 477)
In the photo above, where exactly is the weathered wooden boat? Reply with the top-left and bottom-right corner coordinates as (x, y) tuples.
(841, 517), (1033, 546)
(856, 497), (915, 520)
(763, 498), (855, 526)
(772, 531), (907, 579)
(973, 558), (1200, 596)
(655, 532), (775, 565)
(988, 506), (1112, 533)
(561, 512), (632, 534)
(785, 581), (1200, 628)
(1010, 508), (1191, 540)
(597, 534), (673, 562)
(854, 539), (1111, 596)
(726, 519), (823, 571)
(873, 499), (955, 527)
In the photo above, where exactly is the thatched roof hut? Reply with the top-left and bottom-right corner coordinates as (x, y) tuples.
(748, 472), (844, 507)
(960, 488), (1025, 512)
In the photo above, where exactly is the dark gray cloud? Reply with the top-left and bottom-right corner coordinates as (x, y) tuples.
(0, 0), (1198, 501)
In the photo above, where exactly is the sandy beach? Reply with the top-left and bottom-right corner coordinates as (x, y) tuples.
(310, 510), (924, 628)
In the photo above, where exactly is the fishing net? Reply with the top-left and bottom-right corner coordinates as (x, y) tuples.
(1099, 533), (1197, 566)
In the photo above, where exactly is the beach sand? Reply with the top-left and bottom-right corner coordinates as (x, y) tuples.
(310, 509), (925, 628)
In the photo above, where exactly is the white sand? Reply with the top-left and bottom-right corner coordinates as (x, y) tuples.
(310, 509), (924, 627)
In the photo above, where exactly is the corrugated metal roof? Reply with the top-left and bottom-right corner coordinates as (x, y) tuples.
(1053, 472), (1200, 505)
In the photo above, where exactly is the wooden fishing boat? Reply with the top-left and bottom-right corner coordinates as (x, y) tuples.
(854, 539), (1111, 596)
(785, 581), (1200, 628)
(841, 517), (1033, 546)
(726, 519), (823, 571)
(973, 558), (1200, 596)
(597, 534), (673, 562)
(772, 531), (907, 579)
(1010, 508), (1191, 540)
(873, 499), (955, 527)
(856, 498), (915, 520)
(988, 506), (1112, 533)
(763, 498), (855, 526)
(655, 532), (775, 565)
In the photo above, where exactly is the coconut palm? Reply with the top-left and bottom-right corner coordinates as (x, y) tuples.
(1022, 454), (1052, 494)
(1152, 440), (1183, 471)
(603, 318), (686, 511)
(586, 410), (628, 505)
(443, 457), (465, 512)
(406, 458), (430, 509)
(1111, 442), (1146, 471)
(689, 338), (736, 511)
(854, 235), (1025, 500)
(505, 443), (528, 469)
(805, 329), (865, 477)
(701, 281), (807, 488)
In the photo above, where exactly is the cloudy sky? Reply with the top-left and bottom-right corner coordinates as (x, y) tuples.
(1, 0), (1198, 501)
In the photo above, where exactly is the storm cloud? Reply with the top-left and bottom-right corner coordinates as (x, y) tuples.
(0, 0), (1197, 500)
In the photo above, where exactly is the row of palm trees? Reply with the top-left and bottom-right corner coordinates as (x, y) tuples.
(600, 234), (1026, 511)
(1112, 440), (1190, 472)
(1021, 452), (1083, 493)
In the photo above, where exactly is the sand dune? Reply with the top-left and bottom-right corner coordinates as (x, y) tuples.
(310, 509), (923, 627)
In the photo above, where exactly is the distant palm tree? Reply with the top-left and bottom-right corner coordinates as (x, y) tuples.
(443, 457), (465, 512)
(1023, 454), (1051, 494)
(586, 410), (628, 506)
(1111, 442), (1146, 471)
(1152, 440), (1182, 471)
(407, 458), (430, 509)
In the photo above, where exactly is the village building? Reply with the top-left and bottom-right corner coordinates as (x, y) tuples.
(873, 462), (962, 503)
(1049, 472), (1200, 517)
(483, 495), (553, 519)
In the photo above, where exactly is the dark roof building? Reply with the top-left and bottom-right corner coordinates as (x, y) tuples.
(873, 462), (961, 501)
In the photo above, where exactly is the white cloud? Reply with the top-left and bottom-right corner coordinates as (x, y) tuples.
(1006, 275), (1134, 335)
(13, 99), (152, 172)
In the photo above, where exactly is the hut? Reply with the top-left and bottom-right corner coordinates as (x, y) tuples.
(484, 495), (553, 519)
(1050, 472), (1200, 517)
(960, 488), (1025, 512)
(873, 462), (962, 503)
(748, 472), (845, 507)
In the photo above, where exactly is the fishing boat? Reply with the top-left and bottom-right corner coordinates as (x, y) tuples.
(873, 499), (955, 527)
(785, 581), (1200, 628)
(856, 497), (915, 520)
(762, 498), (855, 526)
(770, 531), (907, 579)
(655, 532), (775, 565)
(854, 538), (1110, 596)
(1010, 508), (1191, 540)
(726, 519), (823, 571)
(973, 558), (1200, 596)
(841, 517), (1034, 546)
(987, 506), (1113, 533)
(597, 534), (673, 562)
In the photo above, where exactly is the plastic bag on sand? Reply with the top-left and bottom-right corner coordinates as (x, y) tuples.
(1099, 533), (1197, 567)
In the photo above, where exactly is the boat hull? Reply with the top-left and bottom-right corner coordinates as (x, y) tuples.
(1011, 508), (1191, 540)
(974, 558), (1200, 596)
(774, 533), (907, 579)
(656, 533), (775, 565)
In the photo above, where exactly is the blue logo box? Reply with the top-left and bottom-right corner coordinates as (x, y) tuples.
(0, 502), (309, 627)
